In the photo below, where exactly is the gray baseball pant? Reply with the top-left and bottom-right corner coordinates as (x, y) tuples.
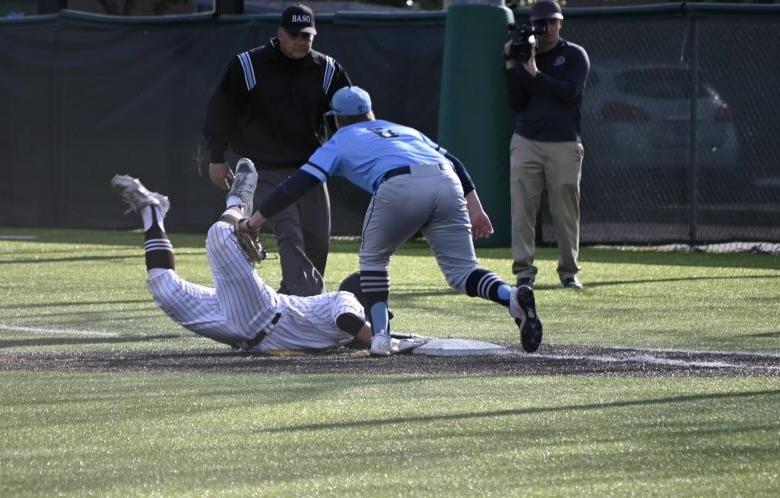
(359, 163), (478, 293)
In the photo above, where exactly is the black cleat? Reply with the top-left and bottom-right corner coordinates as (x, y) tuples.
(510, 285), (543, 353)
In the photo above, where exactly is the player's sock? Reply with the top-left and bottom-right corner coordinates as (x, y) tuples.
(465, 268), (510, 307)
(361, 270), (390, 335)
(143, 206), (174, 271)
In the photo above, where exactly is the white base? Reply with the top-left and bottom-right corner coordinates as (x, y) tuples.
(412, 338), (510, 357)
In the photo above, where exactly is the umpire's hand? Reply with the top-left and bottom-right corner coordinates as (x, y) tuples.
(209, 162), (234, 190)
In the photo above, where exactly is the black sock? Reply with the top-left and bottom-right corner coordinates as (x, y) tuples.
(144, 207), (174, 271)
(465, 268), (508, 306)
(361, 270), (390, 335)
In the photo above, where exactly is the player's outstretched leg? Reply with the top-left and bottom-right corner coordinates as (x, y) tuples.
(463, 268), (542, 353)
(509, 285), (543, 353)
(225, 158), (258, 216)
(110, 174), (174, 271)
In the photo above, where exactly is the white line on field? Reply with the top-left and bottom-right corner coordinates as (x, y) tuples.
(0, 235), (38, 241)
(0, 324), (118, 338)
(622, 346), (780, 359)
(536, 352), (780, 372)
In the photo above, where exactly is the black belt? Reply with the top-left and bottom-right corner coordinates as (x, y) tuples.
(245, 312), (281, 348)
(381, 163), (450, 185)
(381, 165), (412, 183)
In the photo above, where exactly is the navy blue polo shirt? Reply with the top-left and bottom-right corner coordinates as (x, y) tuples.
(506, 39), (590, 143)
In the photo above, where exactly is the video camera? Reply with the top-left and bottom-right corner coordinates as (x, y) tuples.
(507, 22), (547, 62)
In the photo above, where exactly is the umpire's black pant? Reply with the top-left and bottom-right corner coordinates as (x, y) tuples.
(254, 166), (329, 297)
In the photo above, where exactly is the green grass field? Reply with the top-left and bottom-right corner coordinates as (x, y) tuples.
(1, 228), (779, 497)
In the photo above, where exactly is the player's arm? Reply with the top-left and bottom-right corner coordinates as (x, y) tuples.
(439, 149), (492, 239)
(443, 152), (475, 196)
(465, 190), (494, 240)
(245, 168), (322, 230)
(418, 132), (477, 196)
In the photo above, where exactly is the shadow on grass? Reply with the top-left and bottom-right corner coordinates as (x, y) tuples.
(564, 273), (780, 290)
(0, 334), (180, 349)
(262, 389), (780, 434)
(386, 273), (780, 298)
(0, 250), (204, 266)
(744, 331), (780, 338)
(0, 228), (205, 249)
(576, 247), (780, 271)
(0, 299), (152, 310)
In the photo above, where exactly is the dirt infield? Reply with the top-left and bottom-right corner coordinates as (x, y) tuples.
(1, 344), (777, 377)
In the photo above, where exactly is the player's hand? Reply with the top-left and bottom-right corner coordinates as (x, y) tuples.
(246, 211), (266, 232)
(209, 162), (233, 190)
(464, 190), (493, 238)
(470, 211), (494, 240)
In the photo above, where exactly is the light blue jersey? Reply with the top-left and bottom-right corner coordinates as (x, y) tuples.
(301, 119), (449, 193)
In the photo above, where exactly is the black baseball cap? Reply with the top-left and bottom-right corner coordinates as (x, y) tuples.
(529, 0), (563, 22)
(280, 4), (317, 35)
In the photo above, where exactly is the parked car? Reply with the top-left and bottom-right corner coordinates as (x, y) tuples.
(581, 64), (739, 172)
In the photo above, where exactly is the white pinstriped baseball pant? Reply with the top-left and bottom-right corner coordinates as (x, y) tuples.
(146, 220), (361, 352)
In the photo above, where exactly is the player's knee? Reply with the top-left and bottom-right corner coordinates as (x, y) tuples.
(146, 271), (177, 309)
(445, 269), (472, 294)
(205, 221), (232, 252)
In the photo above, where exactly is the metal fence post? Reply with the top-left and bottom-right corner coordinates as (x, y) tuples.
(688, 16), (700, 246)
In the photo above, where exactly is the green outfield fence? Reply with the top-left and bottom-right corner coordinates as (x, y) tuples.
(0, 3), (778, 245)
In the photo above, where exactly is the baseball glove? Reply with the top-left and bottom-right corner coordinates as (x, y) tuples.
(234, 218), (267, 264)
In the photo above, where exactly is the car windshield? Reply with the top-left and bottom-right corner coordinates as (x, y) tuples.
(615, 68), (708, 99)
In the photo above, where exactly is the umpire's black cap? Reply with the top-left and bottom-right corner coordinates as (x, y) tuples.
(280, 4), (317, 35)
(529, 0), (564, 22)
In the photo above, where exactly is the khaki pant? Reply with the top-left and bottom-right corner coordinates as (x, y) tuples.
(509, 133), (584, 283)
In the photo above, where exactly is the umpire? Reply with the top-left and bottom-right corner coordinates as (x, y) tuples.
(504, 0), (589, 289)
(203, 3), (351, 296)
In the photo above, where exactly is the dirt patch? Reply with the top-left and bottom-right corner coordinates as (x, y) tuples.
(1, 344), (777, 377)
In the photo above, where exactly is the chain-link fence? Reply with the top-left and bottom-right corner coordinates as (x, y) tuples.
(0, 5), (778, 244)
(557, 5), (780, 245)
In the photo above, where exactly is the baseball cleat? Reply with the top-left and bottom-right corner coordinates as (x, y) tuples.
(509, 285), (543, 353)
(228, 158), (258, 216)
(390, 336), (428, 355)
(110, 174), (170, 218)
(370, 333), (392, 356)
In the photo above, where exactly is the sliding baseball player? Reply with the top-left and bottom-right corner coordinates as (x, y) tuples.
(110, 159), (424, 354)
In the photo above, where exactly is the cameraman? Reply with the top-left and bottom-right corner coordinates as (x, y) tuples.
(503, 0), (590, 290)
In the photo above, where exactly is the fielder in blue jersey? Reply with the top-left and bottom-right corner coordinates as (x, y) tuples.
(241, 86), (543, 355)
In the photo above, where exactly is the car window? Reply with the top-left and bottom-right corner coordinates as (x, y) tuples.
(615, 68), (707, 99)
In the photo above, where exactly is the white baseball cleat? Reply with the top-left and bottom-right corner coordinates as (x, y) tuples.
(110, 174), (170, 218)
(509, 285), (543, 353)
(228, 158), (258, 217)
(370, 333), (392, 357)
(390, 336), (428, 355)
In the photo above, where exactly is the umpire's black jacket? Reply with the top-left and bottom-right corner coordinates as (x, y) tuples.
(204, 39), (351, 169)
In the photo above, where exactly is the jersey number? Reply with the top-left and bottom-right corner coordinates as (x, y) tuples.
(371, 128), (400, 139)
